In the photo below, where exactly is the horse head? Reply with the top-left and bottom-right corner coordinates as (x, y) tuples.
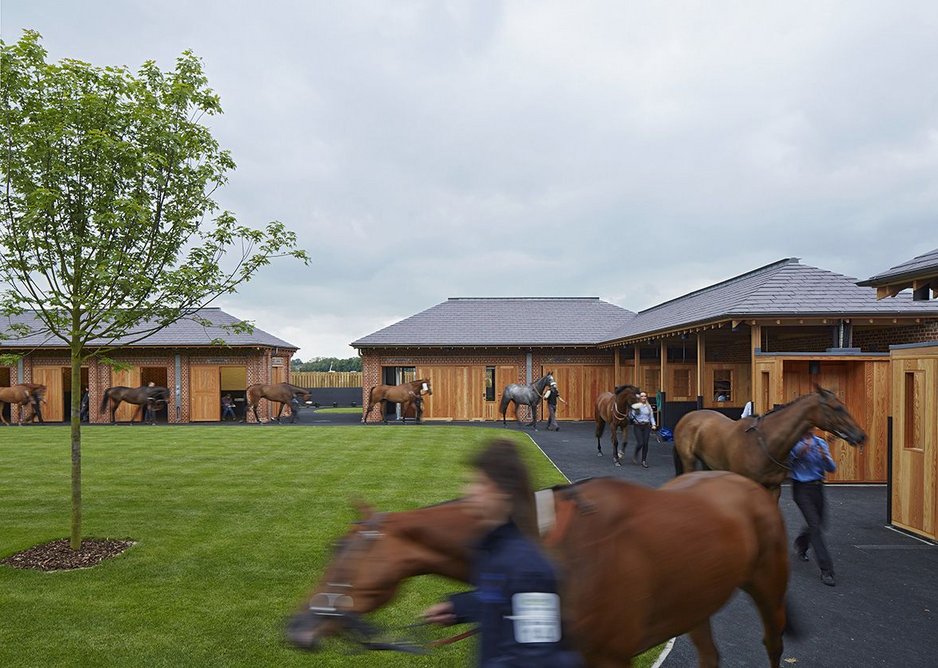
(812, 384), (866, 447)
(286, 500), (476, 652)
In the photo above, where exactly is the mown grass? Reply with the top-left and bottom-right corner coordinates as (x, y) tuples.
(0, 426), (661, 667)
(312, 407), (363, 414)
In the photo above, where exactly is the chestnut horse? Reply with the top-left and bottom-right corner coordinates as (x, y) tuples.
(363, 379), (432, 424)
(673, 384), (866, 499)
(100, 385), (171, 424)
(286, 471), (792, 667)
(0, 383), (46, 426)
(594, 384), (642, 465)
(245, 383), (311, 423)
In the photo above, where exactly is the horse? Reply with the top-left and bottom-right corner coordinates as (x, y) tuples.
(499, 372), (555, 429)
(594, 384), (642, 465)
(673, 384), (867, 499)
(362, 379), (432, 424)
(0, 383), (46, 426)
(244, 383), (312, 423)
(286, 471), (793, 667)
(100, 385), (171, 424)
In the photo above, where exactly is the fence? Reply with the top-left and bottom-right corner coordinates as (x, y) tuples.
(290, 371), (362, 388)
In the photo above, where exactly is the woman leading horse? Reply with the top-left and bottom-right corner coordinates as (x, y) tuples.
(499, 372), (555, 430)
(673, 384), (866, 498)
(286, 470), (793, 667)
(100, 385), (171, 424)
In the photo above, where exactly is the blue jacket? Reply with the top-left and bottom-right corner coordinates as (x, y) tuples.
(788, 435), (836, 482)
(449, 521), (581, 667)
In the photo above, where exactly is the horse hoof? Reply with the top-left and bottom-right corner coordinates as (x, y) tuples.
(597, 452), (603, 457)
(615, 460), (621, 467)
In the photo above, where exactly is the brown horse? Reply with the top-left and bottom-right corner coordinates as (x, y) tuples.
(100, 385), (171, 424)
(594, 384), (642, 464)
(286, 471), (792, 667)
(244, 383), (312, 423)
(363, 379), (432, 424)
(673, 384), (866, 499)
(0, 383), (46, 426)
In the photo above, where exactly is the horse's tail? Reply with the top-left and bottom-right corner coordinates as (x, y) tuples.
(499, 393), (511, 425)
(99, 389), (112, 414)
(673, 445), (685, 476)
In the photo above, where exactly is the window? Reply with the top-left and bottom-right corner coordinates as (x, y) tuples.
(713, 369), (732, 403)
(485, 367), (495, 402)
(904, 371), (923, 449)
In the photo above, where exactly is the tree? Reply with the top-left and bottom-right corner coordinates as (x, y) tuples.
(292, 356), (362, 372)
(0, 32), (308, 549)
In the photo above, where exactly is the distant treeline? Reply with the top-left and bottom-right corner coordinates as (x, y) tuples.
(290, 356), (362, 372)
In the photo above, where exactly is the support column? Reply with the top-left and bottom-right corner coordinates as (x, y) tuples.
(614, 348), (620, 385)
(750, 324), (762, 414)
(634, 346), (641, 388)
(696, 334), (705, 410)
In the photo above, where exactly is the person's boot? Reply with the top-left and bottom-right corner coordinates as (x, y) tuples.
(821, 571), (836, 586)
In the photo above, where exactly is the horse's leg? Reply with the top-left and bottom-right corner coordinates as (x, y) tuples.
(252, 401), (261, 423)
(743, 555), (789, 668)
(595, 418), (606, 456)
(275, 402), (285, 423)
(686, 618), (720, 668)
(611, 428), (621, 466)
(0, 402), (8, 426)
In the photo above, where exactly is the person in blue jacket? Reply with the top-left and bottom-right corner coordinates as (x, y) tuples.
(423, 439), (581, 667)
(789, 429), (838, 586)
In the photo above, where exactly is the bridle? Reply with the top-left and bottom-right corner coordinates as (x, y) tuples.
(299, 512), (476, 654)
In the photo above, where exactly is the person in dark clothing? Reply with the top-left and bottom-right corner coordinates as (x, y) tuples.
(79, 387), (90, 422)
(544, 385), (566, 431)
(423, 439), (581, 667)
(629, 392), (657, 468)
(789, 429), (837, 586)
(221, 394), (236, 421)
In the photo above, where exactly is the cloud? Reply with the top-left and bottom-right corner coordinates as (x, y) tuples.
(4, 1), (937, 358)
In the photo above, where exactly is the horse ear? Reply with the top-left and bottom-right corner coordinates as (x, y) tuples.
(813, 383), (827, 395)
(351, 498), (374, 520)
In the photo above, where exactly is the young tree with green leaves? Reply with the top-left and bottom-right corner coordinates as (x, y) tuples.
(0, 31), (309, 550)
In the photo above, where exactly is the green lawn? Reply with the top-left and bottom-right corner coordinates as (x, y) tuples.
(313, 407), (363, 414)
(0, 426), (661, 667)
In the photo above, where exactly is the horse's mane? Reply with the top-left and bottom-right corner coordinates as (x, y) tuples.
(614, 384), (639, 395)
(758, 390), (818, 417)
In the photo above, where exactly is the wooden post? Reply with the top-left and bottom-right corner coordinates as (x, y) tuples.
(634, 346), (641, 388)
(750, 324), (762, 413)
(614, 347), (620, 385)
(696, 334), (705, 409)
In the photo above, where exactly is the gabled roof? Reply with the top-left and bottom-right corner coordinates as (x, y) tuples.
(857, 247), (938, 300)
(601, 258), (938, 344)
(351, 298), (634, 348)
(0, 308), (296, 350)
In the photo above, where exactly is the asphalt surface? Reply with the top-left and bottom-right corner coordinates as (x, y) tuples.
(151, 409), (938, 665)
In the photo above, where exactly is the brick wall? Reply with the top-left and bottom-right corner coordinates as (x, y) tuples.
(853, 322), (938, 352)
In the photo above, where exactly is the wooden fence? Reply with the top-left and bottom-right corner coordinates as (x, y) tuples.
(290, 371), (362, 388)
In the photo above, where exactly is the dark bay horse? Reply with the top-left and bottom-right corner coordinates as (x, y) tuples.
(0, 383), (46, 426)
(594, 384), (642, 464)
(499, 372), (555, 429)
(363, 379), (432, 424)
(245, 383), (312, 423)
(100, 385), (171, 424)
(673, 384), (866, 499)
(286, 471), (792, 667)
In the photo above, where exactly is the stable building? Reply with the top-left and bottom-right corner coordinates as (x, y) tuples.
(0, 308), (297, 423)
(352, 297), (633, 422)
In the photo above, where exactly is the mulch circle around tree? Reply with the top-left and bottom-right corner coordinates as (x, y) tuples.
(1, 538), (135, 572)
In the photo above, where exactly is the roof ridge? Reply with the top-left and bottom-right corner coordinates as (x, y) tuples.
(637, 258), (797, 315)
(447, 296), (601, 301)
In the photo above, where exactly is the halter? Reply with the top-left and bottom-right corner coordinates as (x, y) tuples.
(745, 418), (792, 472)
(303, 512), (473, 654)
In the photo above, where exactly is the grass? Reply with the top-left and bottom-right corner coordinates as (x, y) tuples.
(313, 407), (363, 414)
(0, 426), (661, 667)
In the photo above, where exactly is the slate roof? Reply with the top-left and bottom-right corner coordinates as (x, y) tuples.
(857, 248), (938, 286)
(351, 298), (635, 348)
(0, 308), (296, 349)
(601, 258), (938, 344)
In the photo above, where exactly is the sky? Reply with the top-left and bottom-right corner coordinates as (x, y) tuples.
(3, 1), (937, 359)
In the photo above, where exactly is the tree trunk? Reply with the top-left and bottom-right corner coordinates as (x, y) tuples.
(70, 339), (82, 551)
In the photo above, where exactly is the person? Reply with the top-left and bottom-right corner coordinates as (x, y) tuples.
(629, 392), (656, 468)
(716, 392), (728, 402)
(423, 439), (581, 667)
(789, 429), (837, 587)
(544, 384), (566, 431)
(740, 400), (753, 419)
(144, 381), (158, 423)
(221, 394), (236, 421)
(79, 387), (90, 422)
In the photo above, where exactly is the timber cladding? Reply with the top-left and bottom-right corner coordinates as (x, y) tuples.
(360, 348), (616, 423)
(889, 344), (938, 541)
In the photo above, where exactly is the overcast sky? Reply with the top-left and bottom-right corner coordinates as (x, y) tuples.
(4, 1), (937, 359)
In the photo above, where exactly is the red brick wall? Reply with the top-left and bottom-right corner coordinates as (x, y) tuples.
(853, 322), (938, 352)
